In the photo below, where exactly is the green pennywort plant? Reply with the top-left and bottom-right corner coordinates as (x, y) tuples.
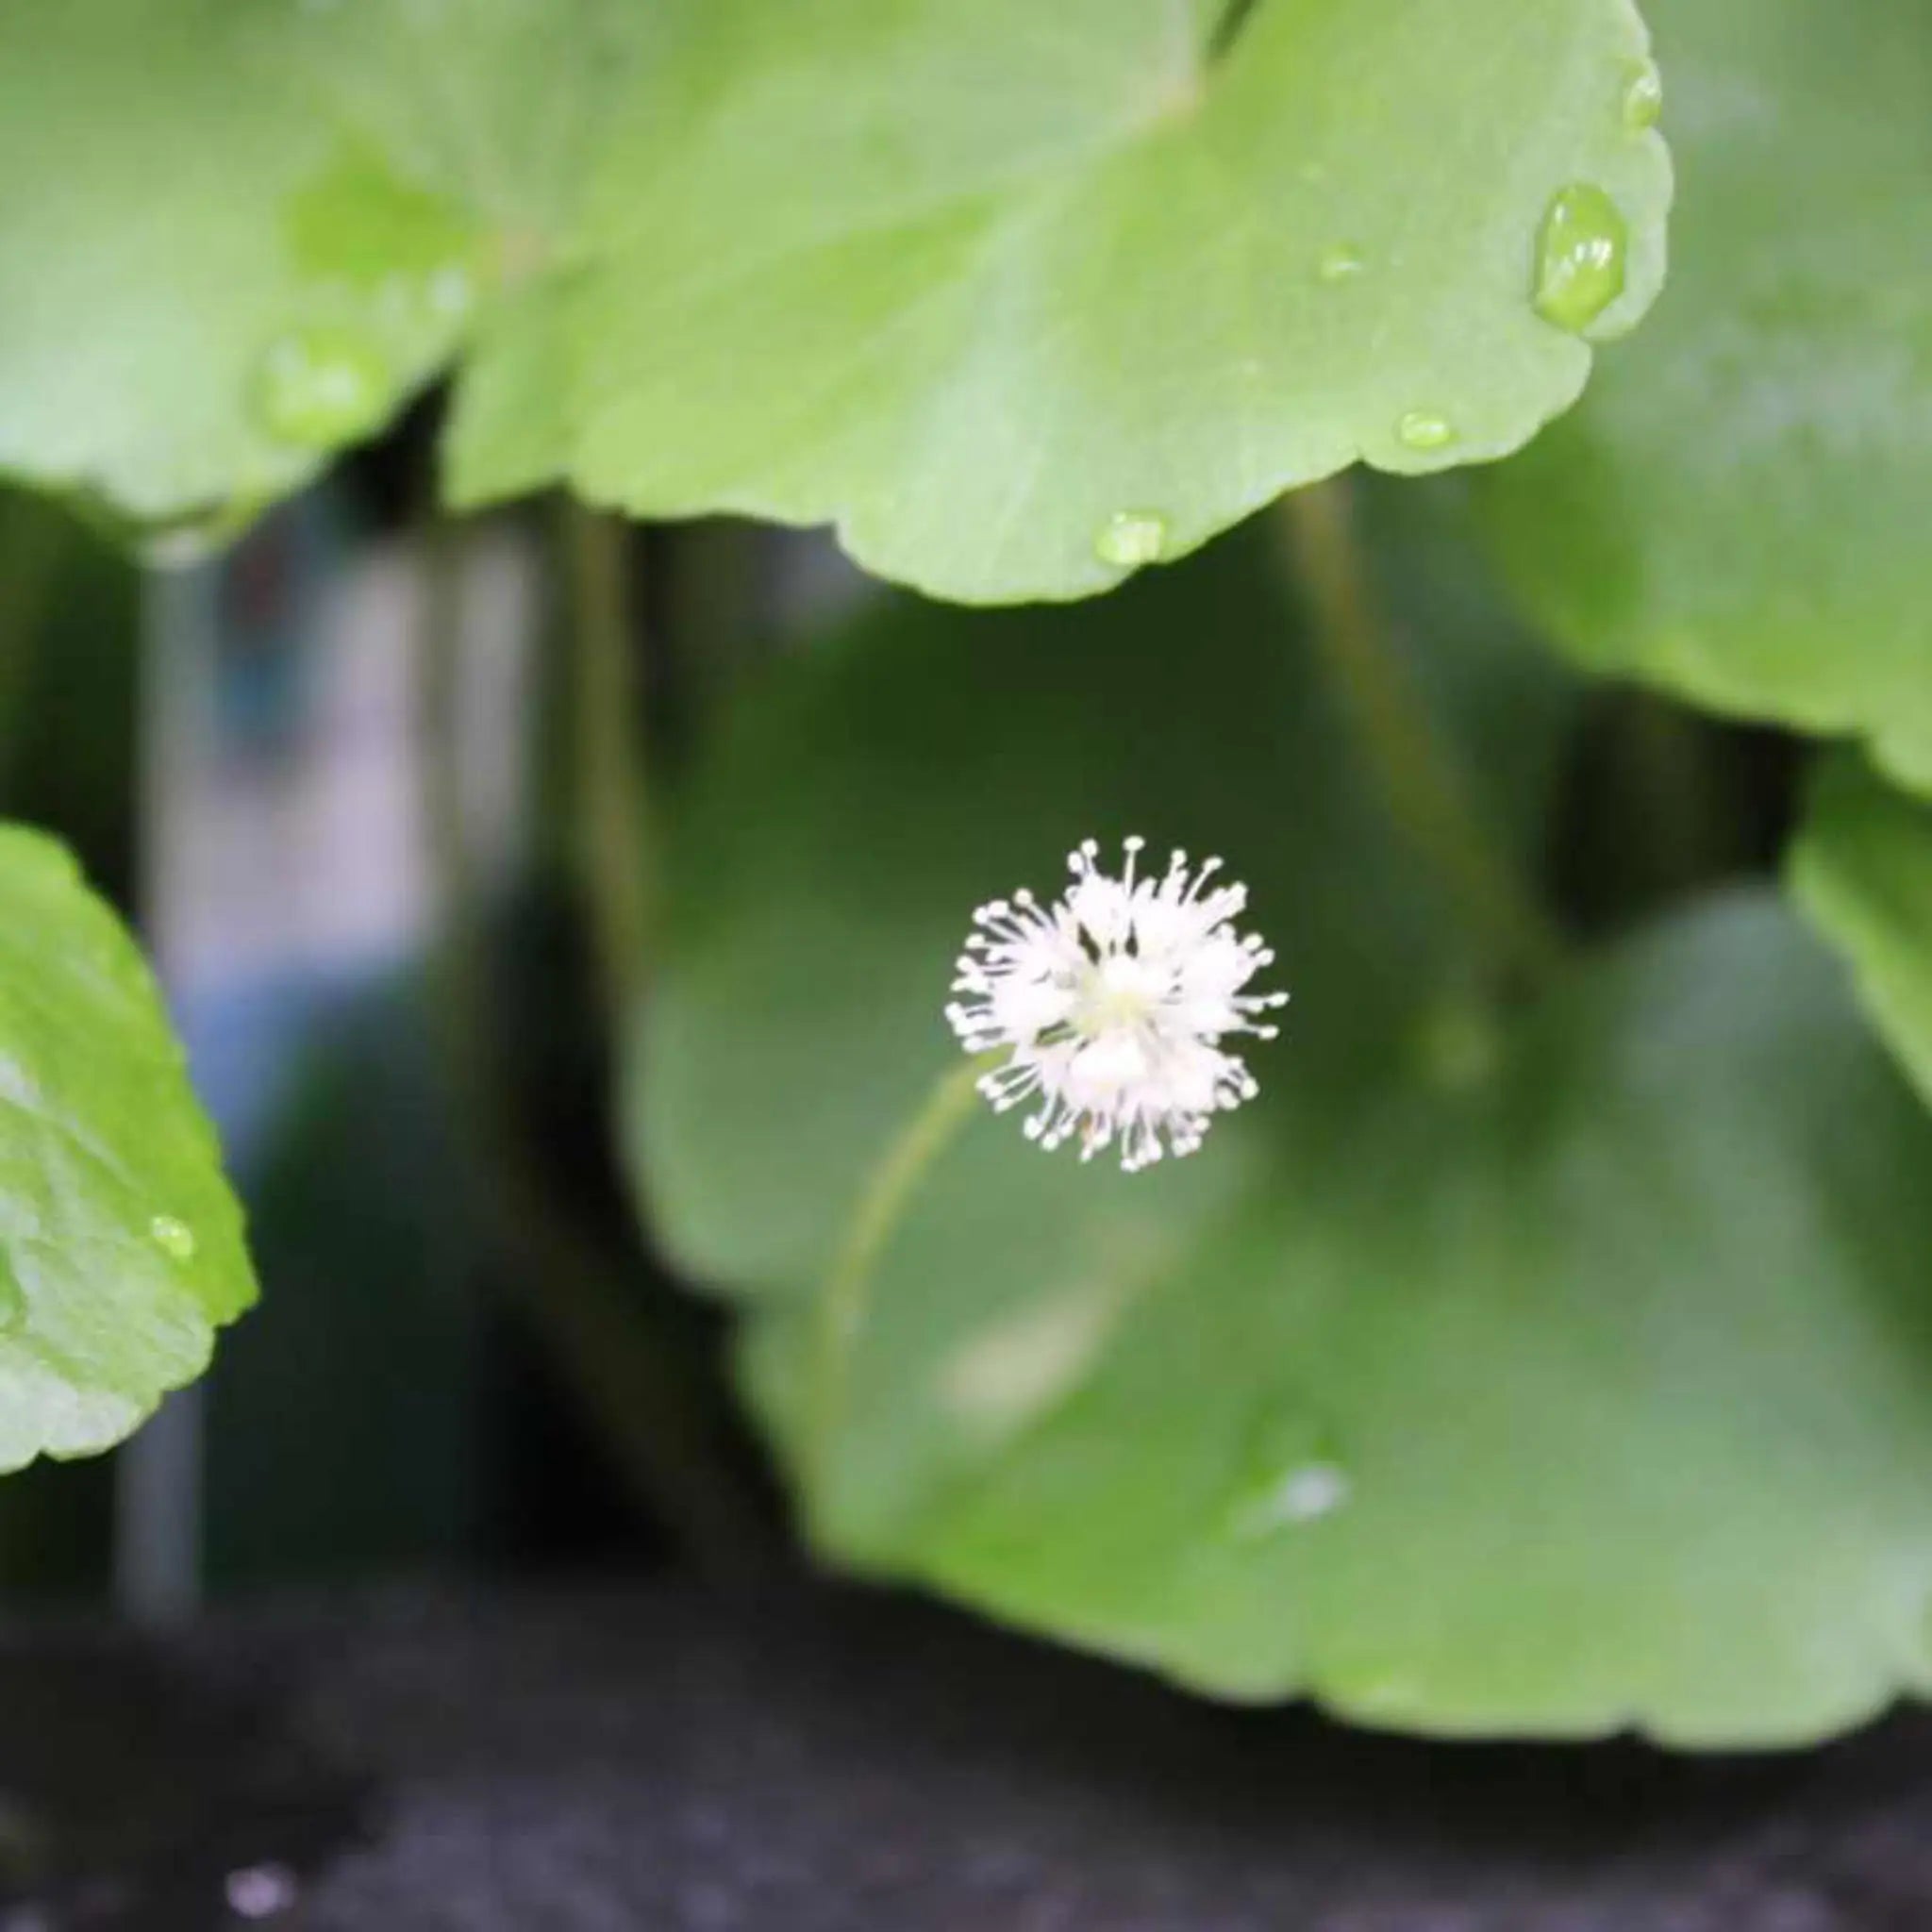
(2, 0), (1931, 1751)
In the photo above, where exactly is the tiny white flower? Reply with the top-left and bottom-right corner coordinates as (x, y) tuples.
(945, 837), (1288, 1174)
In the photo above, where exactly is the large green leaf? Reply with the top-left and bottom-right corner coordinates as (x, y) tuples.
(0, 0), (629, 534)
(1477, 0), (1932, 792)
(1790, 753), (1932, 1109)
(0, 0), (1670, 598)
(0, 826), (255, 1471)
(457, 0), (1671, 600)
(634, 532), (1932, 1744)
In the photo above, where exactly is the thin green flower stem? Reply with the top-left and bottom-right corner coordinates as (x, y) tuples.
(0, 504), (68, 793)
(1280, 480), (1569, 989)
(563, 501), (656, 1024)
(807, 1056), (991, 1523)
(1207, 0), (1266, 65)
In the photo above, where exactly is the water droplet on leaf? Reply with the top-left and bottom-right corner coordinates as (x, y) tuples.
(1532, 183), (1629, 335)
(1221, 1406), (1352, 1539)
(64, 488), (263, 569)
(253, 325), (391, 449)
(148, 1215), (197, 1262)
(137, 518), (239, 569)
(1094, 510), (1168, 569)
(1623, 60), (1663, 132)
(1396, 410), (1456, 454)
(1317, 242), (1365, 283)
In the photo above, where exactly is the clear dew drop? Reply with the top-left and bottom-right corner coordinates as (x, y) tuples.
(138, 519), (236, 570)
(130, 506), (254, 570)
(1396, 410), (1456, 454)
(1623, 59), (1663, 132)
(1532, 183), (1629, 336)
(63, 488), (260, 571)
(1094, 509), (1168, 569)
(1272, 1462), (1352, 1524)
(252, 324), (391, 450)
(1317, 242), (1365, 284)
(148, 1215), (197, 1263)
(1221, 1407), (1353, 1540)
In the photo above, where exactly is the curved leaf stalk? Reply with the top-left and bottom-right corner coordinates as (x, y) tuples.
(1206, 0), (1266, 65)
(0, 504), (69, 794)
(807, 1056), (990, 1527)
(563, 503), (656, 1021)
(1280, 481), (1569, 990)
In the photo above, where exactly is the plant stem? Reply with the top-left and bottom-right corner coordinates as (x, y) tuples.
(1279, 480), (1568, 988)
(562, 502), (654, 1026)
(0, 504), (68, 795)
(807, 1058), (988, 1523)
(417, 508), (769, 1576)
(1207, 0), (1266, 64)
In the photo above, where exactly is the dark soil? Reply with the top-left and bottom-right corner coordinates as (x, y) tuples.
(3, 1584), (1931, 1929)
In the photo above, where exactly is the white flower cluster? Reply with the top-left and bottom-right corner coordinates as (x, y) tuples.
(945, 838), (1287, 1173)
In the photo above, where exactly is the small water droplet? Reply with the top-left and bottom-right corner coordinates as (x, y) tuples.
(1396, 410), (1456, 454)
(148, 1215), (196, 1263)
(253, 324), (391, 450)
(1317, 242), (1365, 284)
(1623, 59), (1663, 132)
(1275, 1462), (1352, 1523)
(65, 488), (263, 569)
(1094, 510), (1168, 569)
(1222, 1407), (1352, 1539)
(1532, 182), (1629, 336)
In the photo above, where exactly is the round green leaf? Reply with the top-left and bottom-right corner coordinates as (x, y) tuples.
(1790, 753), (1932, 1109)
(4, 2), (1668, 596)
(0, 0), (627, 533)
(1476, 0), (1932, 791)
(0, 826), (255, 1471)
(453, 0), (1670, 601)
(634, 535), (1932, 1744)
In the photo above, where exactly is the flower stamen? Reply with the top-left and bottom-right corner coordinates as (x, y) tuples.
(945, 838), (1288, 1173)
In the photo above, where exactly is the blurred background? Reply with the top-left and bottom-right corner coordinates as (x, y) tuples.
(0, 409), (863, 1618)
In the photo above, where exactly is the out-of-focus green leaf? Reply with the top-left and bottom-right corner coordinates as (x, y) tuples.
(1790, 753), (1932, 1108)
(632, 532), (1932, 1743)
(1477, 0), (1932, 791)
(0, 826), (255, 1471)
(456, 0), (1670, 600)
(0, 0), (631, 531)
